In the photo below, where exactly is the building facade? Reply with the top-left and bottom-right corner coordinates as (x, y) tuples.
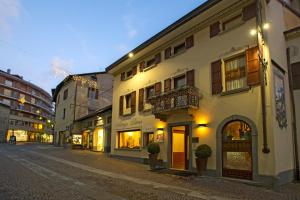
(0, 102), (10, 143)
(52, 72), (113, 146)
(106, 0), (300, 186)
(72, 105), (112, 152)
(0, 69), (54, 143)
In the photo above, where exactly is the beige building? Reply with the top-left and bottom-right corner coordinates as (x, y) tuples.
(106, 0), (300, 186)
(52, 72), (113, 146)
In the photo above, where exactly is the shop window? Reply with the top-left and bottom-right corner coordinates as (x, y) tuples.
(224, 54), (247, 91)
(118, 130), (141, 149)
(174, 75), (186, 89)
(63, 89), (68, 100)
(143, 132), (154, 147)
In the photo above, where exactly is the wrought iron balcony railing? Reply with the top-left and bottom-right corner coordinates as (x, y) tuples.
(148, 86), (200, 115)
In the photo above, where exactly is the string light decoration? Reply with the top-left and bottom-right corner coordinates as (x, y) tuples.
(72, 75), (98, 89)
(18, 97), (26, 105)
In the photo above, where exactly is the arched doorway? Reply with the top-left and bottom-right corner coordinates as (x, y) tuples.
(216, 115), (258, 180)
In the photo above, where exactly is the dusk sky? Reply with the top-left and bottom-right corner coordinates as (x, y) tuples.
(0, 0), (206, 94)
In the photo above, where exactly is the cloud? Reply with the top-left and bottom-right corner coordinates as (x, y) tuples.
(51, 56), (73, 78)
(0, 0), (20, 38)
(122, 15), (138, 39)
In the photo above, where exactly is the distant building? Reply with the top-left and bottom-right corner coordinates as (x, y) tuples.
(0, 102), (10, 143)
(0, 69), (54, 143)
(52, 72), (113, 146)
(106, 0), (300, 186)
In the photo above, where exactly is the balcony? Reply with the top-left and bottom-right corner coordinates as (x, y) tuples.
(148, 86), (201, 119)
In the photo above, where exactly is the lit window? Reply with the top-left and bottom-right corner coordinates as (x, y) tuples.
(118, 130), (141, 149)
(224, 54), (247, 91)
(174, 75), (186, 89)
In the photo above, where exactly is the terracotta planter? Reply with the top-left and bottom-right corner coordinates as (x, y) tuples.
(196, 157), (208, 176)
(149, 153), (158, 169)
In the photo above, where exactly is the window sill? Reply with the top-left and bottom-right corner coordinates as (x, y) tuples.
(114, 148), (142, 151)
(170, 49), (187, 59)
(221, 87), (250, 96)
(121, 113), (134, 117)
(123, 75), (133, 81)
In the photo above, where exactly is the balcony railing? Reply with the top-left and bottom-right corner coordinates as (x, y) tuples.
(148, 86), (201, 115)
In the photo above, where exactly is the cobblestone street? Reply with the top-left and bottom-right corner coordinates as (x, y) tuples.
(0, 143), (300, 200)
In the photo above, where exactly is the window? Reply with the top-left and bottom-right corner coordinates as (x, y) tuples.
(146, 58), (156, 68)
(63, 89), (68, 100)
(11, 91), (19, 98)
(146, 86), (155, 99)
(4, 80), (12, 87)
(31, 97), (36, 104)
(143, 132), (154, 147)
(174, 75), (186, 89)
(57, 95), (60, 104)
(88, 88), (99, 99)
(62, 108), (66, 119)
(107, 116), (112, 124)
(173, 42), (186, 55)
(224, 54), (247, 91)
(126, 70), (133, 78)
(4, 88), (11, 97)
(118, 130), (141, 149)
(3, 99), (10, 106)
(222, 15), (242, 31)
(125, 94), (131, 109)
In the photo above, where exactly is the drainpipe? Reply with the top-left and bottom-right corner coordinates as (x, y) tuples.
(286, 48), (300, 181)
(72, 82), (78, 135)
(257, 0), (270, 154)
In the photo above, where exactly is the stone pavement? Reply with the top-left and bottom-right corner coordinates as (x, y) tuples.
(0, 143), (300, 200)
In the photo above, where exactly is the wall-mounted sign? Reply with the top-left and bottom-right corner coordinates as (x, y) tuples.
(72, 134), (82, 145)
(155, 130), (164, 143)
(274, 68), (287, 129)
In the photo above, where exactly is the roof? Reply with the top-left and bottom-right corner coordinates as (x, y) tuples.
(105, 0), (221, 72)
(52, 71), (106, 102)
(74, 105), (112, 122)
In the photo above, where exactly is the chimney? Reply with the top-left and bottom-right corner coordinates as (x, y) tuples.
(7, 69), (11, 74)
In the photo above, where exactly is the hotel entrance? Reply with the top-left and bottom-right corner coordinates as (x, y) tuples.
(171, 125), (189, 170)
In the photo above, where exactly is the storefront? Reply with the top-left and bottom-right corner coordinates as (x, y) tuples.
(6, 129), (53, 143)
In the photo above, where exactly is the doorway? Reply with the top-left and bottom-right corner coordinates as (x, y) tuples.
(171, 126), (189, 170)
(222, 120), (252, 180)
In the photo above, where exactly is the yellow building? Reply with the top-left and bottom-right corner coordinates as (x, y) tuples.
(52, 72), (113, 146)
(106, 0), (300, 186)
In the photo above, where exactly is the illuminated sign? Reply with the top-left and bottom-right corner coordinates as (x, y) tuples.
(72, 135), (82, 145)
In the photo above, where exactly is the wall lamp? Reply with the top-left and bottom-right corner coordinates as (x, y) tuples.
(157, 128), (164, 131)
(197, 123), (208, 128)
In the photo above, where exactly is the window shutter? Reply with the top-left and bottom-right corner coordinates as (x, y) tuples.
(165, 47), (172, 59)
(121, 72), (125, 81)
(155, 53), (161, 64)
(292, 62), (300, 90)
(186, 69), (195, 87)
(155, 82), (162, 96)
(164, 78), (171, 92)
(138, 88), (144, 111)
(246, 46), (260, 86)
(243, 3), (256, 21)
(210, 22), (220, 38)
(139, 61), (145, 72)
(131, 91), (136, 114)
(95, 89), (99, 99)
(119, 96), (123, 116)
(185, 35), (194, 49)
(132, 66), (137, 75)
(211, 60), (222, 95)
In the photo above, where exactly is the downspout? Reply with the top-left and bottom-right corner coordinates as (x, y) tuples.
(286, 47), (300, 180)
(257, 0), (270, 153)
(72, 82), (78, 136)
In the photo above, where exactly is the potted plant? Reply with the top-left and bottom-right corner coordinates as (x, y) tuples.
(195, 144), (212, 176)
(147, 142), (160, 170)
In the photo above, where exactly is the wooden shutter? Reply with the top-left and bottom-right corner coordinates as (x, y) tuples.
(155, 53), (161, 64)
(165, 47), (172, 59)
(131, 91), (136, 114)
(211, 60), (222, 95)
(138, 88), (144, 111)
(132, 66), (137, 75)
(139, 61), (145, 72)
(210, 21), (220, 38)
(119, 96), (123, 116)
(155, 82), (162, 96)
(185, 35), (194, 49)
(95, 89), (99, 99)
(246, 46), (260, 86)
(292, 62), (300, 90)
(121, 72), (125, 81)
(164, 78), (171, 92)
(186, 69), (195, 87)
(243, 3), (256, 21)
